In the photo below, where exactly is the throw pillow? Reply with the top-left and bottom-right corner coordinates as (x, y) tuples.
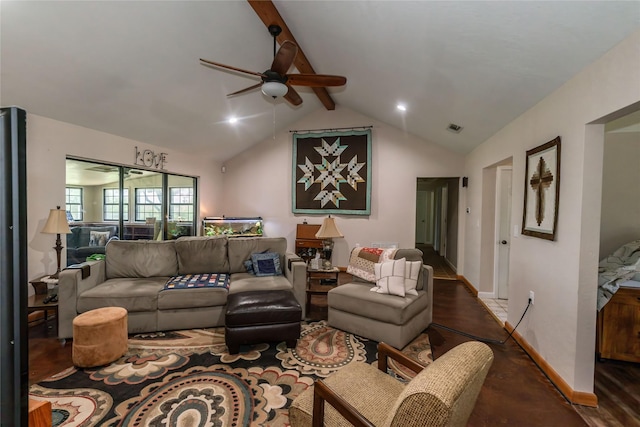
(244, 259), (255, 275)
(405, 260), (421, 296)
(89, 230), (110, 247)
(251, 251), (282, 277)
(372, 257), (406, 297)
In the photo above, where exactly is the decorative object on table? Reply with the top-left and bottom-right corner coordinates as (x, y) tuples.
(522, 136), (561, 241)
(294, 223), (322, 264)
(315, 216), (344, 269)
(41, 205), (72, 278)
(292, 128), (372, 215)
(41, 276), (60, 299)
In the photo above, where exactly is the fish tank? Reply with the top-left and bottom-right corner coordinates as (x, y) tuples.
(202, 216), (263, 237)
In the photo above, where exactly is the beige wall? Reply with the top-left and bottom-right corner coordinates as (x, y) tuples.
(27, 114), (223, 284)
(462, 29), (640, 394)
(219, 106), (465, 267)
(599, 131), (640, 257)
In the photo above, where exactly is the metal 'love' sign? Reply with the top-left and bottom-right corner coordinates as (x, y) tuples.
(134, 146), (167, 170)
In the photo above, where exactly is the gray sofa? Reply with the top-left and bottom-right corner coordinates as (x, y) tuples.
(327, 248), (433, 349)
(66, 224), (119, 265)
(57, 236), (307, 339)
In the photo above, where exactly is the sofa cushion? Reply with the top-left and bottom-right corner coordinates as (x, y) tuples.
(175, 236), (230, 274)
(328, 282), (429, 325)
(158, 285), (229, 310)
(228, 273), (293, 294)
(227, 237), (287, 274)
(106, 240), (178, 279)
(77, 277), (166, 313)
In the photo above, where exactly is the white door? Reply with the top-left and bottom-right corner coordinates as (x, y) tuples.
(439, 185), (448, 255)
(415, 191), (428, 244)
(495, 167), (512, 299)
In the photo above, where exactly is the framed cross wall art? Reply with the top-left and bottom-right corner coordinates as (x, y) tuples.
(522, 136), (561, 241)
(292, 129), (372, 215)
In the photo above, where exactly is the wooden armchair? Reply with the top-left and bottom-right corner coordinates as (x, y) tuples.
(289, 341), (494, 427)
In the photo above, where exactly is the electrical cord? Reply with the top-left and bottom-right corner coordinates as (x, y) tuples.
(430, 299), (532, 345)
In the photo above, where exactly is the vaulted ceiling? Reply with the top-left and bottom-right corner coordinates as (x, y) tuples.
(2, 1), (639, 162)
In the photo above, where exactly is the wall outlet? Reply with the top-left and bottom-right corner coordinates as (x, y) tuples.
(529, 291), (535, 305)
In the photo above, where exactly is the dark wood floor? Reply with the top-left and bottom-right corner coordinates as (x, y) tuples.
(420, 244), (640, 427)
(28, 272), (638, 426)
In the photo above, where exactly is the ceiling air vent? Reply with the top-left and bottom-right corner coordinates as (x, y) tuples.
(447, 123), (463, 133)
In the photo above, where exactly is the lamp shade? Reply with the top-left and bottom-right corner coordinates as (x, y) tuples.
(315, 217), (344, 239)
(262, 81), (289, 98)
(42, 206), (72, 235)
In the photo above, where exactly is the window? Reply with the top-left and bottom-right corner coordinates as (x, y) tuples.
(103, 188), (129, 221)
(65, 187), (83, 221)
(135, 188), (162, 221)
(169, 187), (194, 222)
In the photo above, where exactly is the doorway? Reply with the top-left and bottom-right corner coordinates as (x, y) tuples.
(478, 159), (513, 324)
(495, 166), (512, 300)
(415, 177), (460, 279)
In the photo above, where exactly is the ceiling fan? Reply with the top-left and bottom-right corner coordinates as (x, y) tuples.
(200, 25), (346, 106)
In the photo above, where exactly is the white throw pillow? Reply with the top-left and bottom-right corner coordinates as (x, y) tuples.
(372, 258), (406, 297)
(405, 261), (421, 296)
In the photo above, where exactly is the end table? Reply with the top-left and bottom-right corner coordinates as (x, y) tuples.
(28, 276), (59, 330)
(306, 267), (340, 319)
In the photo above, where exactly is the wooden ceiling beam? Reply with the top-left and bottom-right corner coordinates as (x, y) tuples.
(247, 0), (336, 110)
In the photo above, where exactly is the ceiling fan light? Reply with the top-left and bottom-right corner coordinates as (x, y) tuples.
(262, 81), (288, 98)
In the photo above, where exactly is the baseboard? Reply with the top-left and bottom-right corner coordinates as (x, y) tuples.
(458, 275), (478, 296)
(444, 258), (457, 273)
(504, 321), (598, 408)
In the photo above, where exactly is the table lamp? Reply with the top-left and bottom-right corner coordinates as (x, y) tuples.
(41, 206), (72, 278)
(315, 216), (344, 269)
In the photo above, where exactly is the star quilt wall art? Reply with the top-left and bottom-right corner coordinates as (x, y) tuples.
(292, 129), (372, 215)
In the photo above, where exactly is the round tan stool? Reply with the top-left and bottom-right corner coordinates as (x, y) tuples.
(72, 307), (128, 368)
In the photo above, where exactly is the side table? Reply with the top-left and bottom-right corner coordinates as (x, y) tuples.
(29, 276), (59, 330)
(306, 267), (340, 320)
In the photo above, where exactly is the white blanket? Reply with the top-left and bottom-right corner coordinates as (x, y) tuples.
(597, 239), (640, 311)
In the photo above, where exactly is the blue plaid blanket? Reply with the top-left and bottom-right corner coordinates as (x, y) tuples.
(163, 273), (230, 290)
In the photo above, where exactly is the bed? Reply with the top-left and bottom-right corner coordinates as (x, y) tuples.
(597, 239), (640, 311)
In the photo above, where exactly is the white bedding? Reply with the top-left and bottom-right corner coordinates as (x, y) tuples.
(597, 239), (640, 310)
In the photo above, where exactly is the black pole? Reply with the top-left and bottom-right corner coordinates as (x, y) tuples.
(0, 107), (29, 426)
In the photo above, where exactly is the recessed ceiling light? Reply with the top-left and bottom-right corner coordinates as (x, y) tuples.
(397, 104), (407, 112)
(228, 116), (238, 124)
(447, 123), (463, 133)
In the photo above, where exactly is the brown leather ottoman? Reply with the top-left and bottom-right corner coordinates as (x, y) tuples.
(225, 290), (302, 354)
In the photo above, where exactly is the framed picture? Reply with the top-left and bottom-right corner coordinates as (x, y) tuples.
(292, 129), (371, 215)
(522, 136), (561, 240)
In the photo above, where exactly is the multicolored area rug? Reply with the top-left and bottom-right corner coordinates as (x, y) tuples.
(29, 321), (432, 426)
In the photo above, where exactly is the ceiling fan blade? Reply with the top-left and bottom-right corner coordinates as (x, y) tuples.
(199, 58), (264, 78)
(270, 41), (298, 75)
(227, 83), (263, 97)
(286, 74), (347, 87)
(284, 85), (303, 106)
